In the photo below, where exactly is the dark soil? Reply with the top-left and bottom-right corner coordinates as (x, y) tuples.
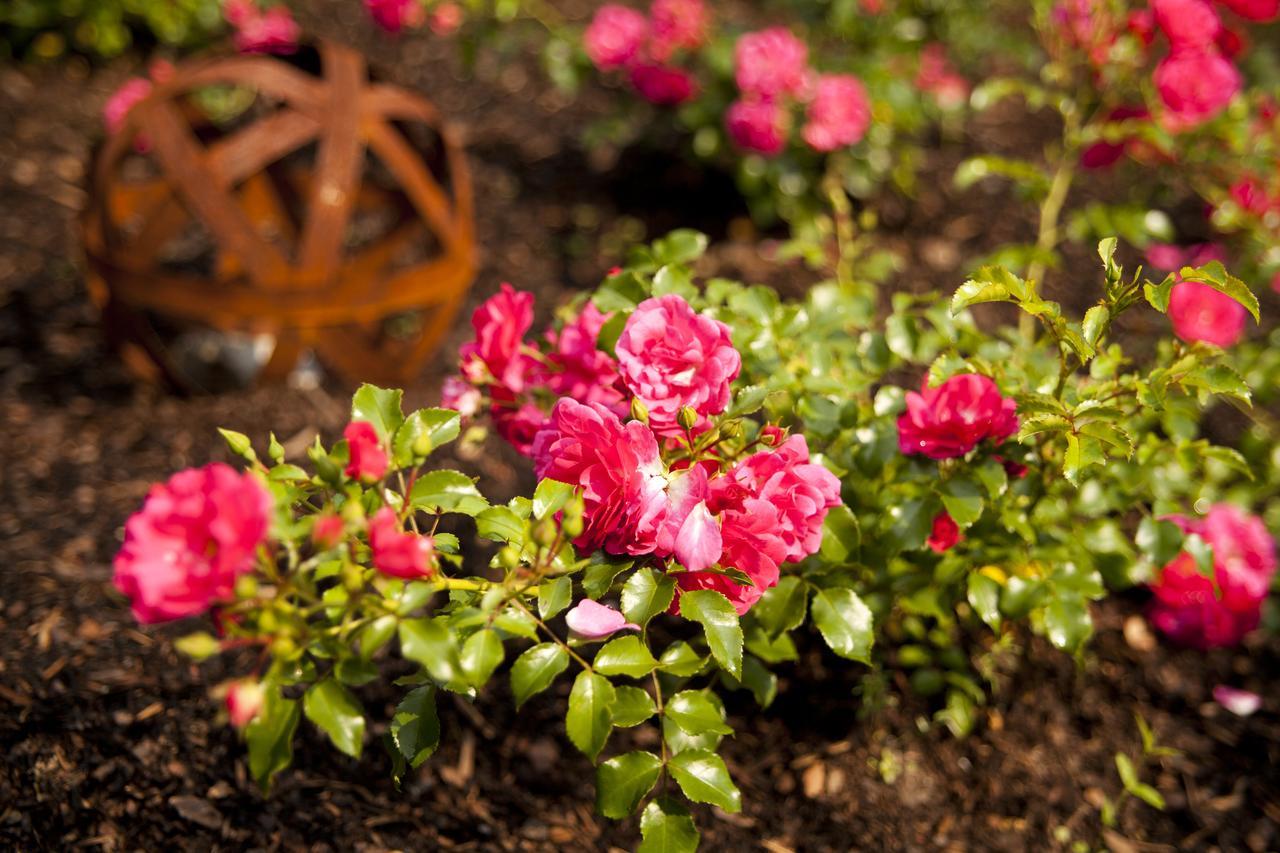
(2, 13), (1279, 853)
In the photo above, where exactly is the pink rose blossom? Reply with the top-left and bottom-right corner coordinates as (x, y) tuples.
(927, 511), (962, 552)
(459, 283), (535, 393)
(365, 0), (423, 33)
(113, 463), (272, 624)
(1168, 282), (1247, 347)
(649, 0), (709, 61)
(224, 0), (300, 55)
(492, 401), (548, 457)
(1149, 505), (1276, 648)
(564, 599), (639, 639)
(1153, 0), (1221, 49)
(585, 4), (649, 71)
(726, 99), (789, 156)
(312, 514), (345, 550)
(916, 43), (969, 109)
(103, 78), (152, 145)
(677, 499), (786, 615)
(1155, 48), (1241, 129)
(1218, 0), (1279, 20)
(543, 302), (627, 413)
(629, 63), (698, 105)
(615, 294), (741, 434)
(368, 506), (435, 579)
(1080, 105), (1150, 169)
(802, 74), (871, 152)
(897, 374), (1018, 460)
(734, 28), (810, 100)
(1213, 685), (1262, 716)
(429, 1), (463, 35)
(1230, 176), (1275, 216)
(440, 375), (482, 419)
(227, 680), (264, 727)
(344, 421), (389, 482)
(1145, 241), (1226, 273)
(1128, 9), (1157, 45)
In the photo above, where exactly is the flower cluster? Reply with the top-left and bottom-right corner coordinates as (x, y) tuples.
(726, 27), (870, 156)
(584, 0), (707, 106)
(1149, 504), (1277, 648)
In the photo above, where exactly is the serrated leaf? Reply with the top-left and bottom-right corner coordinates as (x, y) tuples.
(621, 567), (676, 627)
(476, 505), (524, 543)
(658, 641), (707, 677)
(1179, 260), (1260, 323)
(594, 635), (659, 678)
(566, 670), (615, 761)
(596, 751), (662, 819)
(810, 587), (874, 663)
(638, 796), (700, 853)
(303, 678), (365, 758)
(351, 384), (404, 442)
(533, 478), (575, 520)
(409, 470), (489, 516)
(460, 628), (504, 687)
(1082, 305), (1109, 349)
(611, 685), (657, 727)
(677, 590), (743, 679)
(510, 643), (569, 708)
(393, 408), (461, 465)
(583, 555), (634, 599)
(537, 575), (573, 620)
(1143, 274), (1176, 313)
(1063, 433), (1104, 485)
(668, 749), (742, 813)
(1079, 421), (1134, 456)
(665, 690), (733, 736)
(391, 685), (440, 768)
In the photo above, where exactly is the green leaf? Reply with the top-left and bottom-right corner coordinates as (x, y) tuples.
(594, 635), (659, 678)
(1079, 421), (1134, 457)
(727, 384), (768, 417)
(610, 685), (657, 727)
(537, 576), (573, 620)
(1082, 305), (1110, 349)
(738, 655), (778, 709)
(810, 587), (874, 664)
(638, 796), (700, 853)
(391, 685), (440, 768)
(476, 506), (524, 543)
(621, 567), (676, 627)
(974, 456), (1009, 499)
(566, 670), (615, 761)
(393, 408), (461, 465)
(358, 615), (398, 659)
(678, 590), (743, 679)
(174, 632), (221, 661)
(303, 678), (365, 758)
(939, 477), (984, 529)
(335, 656), (380, 686)
(658, 641), (708, 677)
(651, 229), (709, 265)
(1115, 753), (1140, 791)
(951, 266), (1027, 314)
(596, 751), (663, 819)
(752, 576), (807, 638)
(1043, 594), (1093, 652)
(1063, 433), (1104, 486)
(1179, 261), (1260, 323)
(533, 478), (576, 520)
(510, 643), (569, 708)
(1143, 273), (1176, 314)
(818, 505), (860, 563)
(582, 554), (634, 599)
(966, 573), (1002, 631)
(409, 470), (489, 516)
(460, 628), (505, 687)
(668, 749), (742, 813)
(666, 690), (733, 736)
(245, 687), (300, 792)
(398, 618), (462, 685)
(596, 310), (629, 355)
(351, 384), (404, 442)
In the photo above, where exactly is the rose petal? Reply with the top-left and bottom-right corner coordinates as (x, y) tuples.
(564, 599), (639, 639)
(1213, 685), (1262, 716)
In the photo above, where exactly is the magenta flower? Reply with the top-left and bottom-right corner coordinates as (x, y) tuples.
(368, 507), (435, 579)
(927, 511), (962, 553)
(492, 401), (548, 457)
(734, 27), (810, 100)
(344, 421), (389, 483)
(311, 514), (345, 550)
(1219, 0), (1279, 20)
(648, 0), (709, 61)
(916, 43), (969, 109)
(1155, 48), (1241, 129)
(726, 99), (789, 156)
(440, 375), (482, 419)
(1149, 505), (1276, 648)
(364, 0), (423, 33)
(616, 295), (741, 434)
(103, 78), (152, 143)
(113, 464), (272, 624)
(801, 74), (871, 152)
(897, 374), (1018, 460)
(677, 500), (786, 615)
(227, 680), (264, 728)
(459, 283), (535, 393)
(628, 63), (698, 105)
(1079, 105), (1150, 169)
(565, 600), (639, 639)
(1168, 282), (1247, 347)
(223, 0), (300, 55)
(584, 4), (649, 71)
(543, 301), (627, 413)
(1152, 0), (1221, 49)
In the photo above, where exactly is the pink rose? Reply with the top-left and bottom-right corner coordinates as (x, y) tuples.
(916, 43), (969, 109)
(368, 506), (435, 579)
(1218, 0), (1279, 20)
(1153, 0), (1221, 49)
(1128, 9), (1157, 45)
(113, 463), (272, 624)
(1230, 176), (1275, 216)
(1154, 48), (1241, 129)
(1168, 282), (1246, 347)
(365, 0), (423, 33)
(312, 514), (345, 550)
(628, 62), (698, 105)
(1080, 105), (1150, 169)
(226, 680), (264, 728)
(544, 302), (627, 413)
(429, 1), (463, 35)
(1145, 241), (1226, 273)
(532, 398), (663, 554)
(897, 374), (1018, 460)
(734, 28), (811, 100)
(615, 294), (741, 434)
(927, 511), (962, 553)
(224, 0), (300, 55)
(584, 4), (649, 71)
(676, 499), (786, 615)
(492, 401), (548, 457)
(649, 0), (709, 61)
(103, 78), (152, 146)
(440, 375), (482, 419)
(344, 421), (389, 483)
(1149, 505), (1275, 648)
(726, 99), (789, 156)
(459, 283), (535, 393)
(801, 73), (871, 152)
(565, 599), (639, 639)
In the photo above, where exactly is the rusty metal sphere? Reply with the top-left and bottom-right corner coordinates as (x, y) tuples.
(81, 40), (476, 390)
